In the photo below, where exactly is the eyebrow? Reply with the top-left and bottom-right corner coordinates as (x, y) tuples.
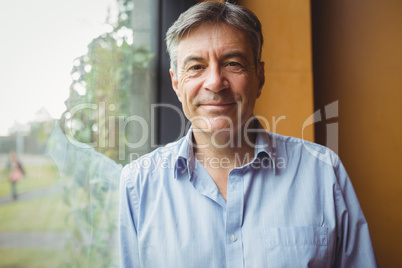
(221, 51), (249, 63)
(180, 50), (251, 69)
(181, 56), (204, 69)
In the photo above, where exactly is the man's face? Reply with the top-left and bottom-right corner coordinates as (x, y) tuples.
(170, 23), (265, 136)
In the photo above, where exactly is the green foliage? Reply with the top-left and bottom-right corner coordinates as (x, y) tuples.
(58, 156), (120, 268)
(56, 0), (154, 266)
(61, 0), (154, 164)
(46, 123), (122, 267)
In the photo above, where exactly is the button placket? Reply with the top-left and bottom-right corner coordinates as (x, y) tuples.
(225, 171), (244, 267)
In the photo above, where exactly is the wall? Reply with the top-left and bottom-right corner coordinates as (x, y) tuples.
(241, 0), (315, 142)
(311, 0), (402, 266)
(243, 0), (402, 265)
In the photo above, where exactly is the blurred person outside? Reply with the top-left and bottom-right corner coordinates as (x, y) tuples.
(119, 2), (378, 267)
(7, 151), (25, 200)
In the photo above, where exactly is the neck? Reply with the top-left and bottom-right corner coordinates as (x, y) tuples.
(192, 121), (257, 168)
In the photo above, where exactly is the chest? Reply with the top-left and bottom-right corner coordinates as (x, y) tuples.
(204, 166), (230, 201)
(136, 170), (336, 267)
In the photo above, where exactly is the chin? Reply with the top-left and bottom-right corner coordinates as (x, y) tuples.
(207, 116), (241, 135)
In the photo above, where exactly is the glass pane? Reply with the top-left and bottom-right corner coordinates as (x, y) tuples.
(0, 0), (158, 266)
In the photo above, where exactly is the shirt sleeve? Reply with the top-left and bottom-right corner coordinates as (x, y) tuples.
(333, 160), (378, 267)
(119, 166), (141, 267)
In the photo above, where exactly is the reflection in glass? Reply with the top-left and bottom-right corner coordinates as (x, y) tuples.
(0, 0), (157, 266)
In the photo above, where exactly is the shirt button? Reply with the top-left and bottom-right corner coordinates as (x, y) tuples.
(230, 235), (237, 242)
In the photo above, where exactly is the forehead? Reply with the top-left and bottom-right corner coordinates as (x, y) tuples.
(176, 23), (253, 60)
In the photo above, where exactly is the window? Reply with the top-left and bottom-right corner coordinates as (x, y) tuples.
(0, 0), (159, 266)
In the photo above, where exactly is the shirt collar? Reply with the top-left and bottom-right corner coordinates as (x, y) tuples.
(173, 118), (277, 179)
(174, 127), (194, 180)
(252, 119), (277, 173)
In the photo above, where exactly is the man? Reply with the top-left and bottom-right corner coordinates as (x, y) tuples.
(119, 2), (378, 267)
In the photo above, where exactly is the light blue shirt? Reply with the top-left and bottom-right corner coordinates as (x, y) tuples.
(119, 121), (378, 267)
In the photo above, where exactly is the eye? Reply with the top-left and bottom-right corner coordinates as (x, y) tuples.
(189, 65), (204, 71)
(225, 61), (243, 72)
(228, 62), (241, 67)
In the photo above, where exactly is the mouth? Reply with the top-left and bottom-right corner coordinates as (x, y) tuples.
(201, 103), (235, 107)
(198, 102), (237, 112)
(200, 101), (237, 106)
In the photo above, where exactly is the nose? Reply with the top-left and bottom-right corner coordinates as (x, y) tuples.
(203, 65), (228, 92)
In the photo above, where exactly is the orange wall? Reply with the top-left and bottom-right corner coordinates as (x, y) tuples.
(312, 1), (402, 266)
(241, 0), (315, 142)
(243, 0), (402, 265)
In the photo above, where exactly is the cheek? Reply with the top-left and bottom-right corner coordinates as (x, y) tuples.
(231, 76), (259, 108)
(230, 77), (251, 99)
(179, 77), (202, 102)
(176, 76), (188, 101)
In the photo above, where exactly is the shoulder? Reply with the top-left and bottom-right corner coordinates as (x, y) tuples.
(268, 132), (340, 169)
(266, 132), (353, 201)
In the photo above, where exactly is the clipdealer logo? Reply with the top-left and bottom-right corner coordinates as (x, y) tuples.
(302, 101), (339, 165)
(63, 100), (340, 165)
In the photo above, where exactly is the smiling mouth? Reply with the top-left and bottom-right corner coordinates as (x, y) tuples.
(201, 102), (236, 106)
(199, 102), (237, 111)
(202, 104), (234, 107)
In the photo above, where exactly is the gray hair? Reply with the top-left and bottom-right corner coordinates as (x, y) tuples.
(166, 1), (263, 77)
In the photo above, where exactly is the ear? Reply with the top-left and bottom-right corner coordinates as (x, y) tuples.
(256, 62), (265, 98)
(170, 69), (182, 102)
